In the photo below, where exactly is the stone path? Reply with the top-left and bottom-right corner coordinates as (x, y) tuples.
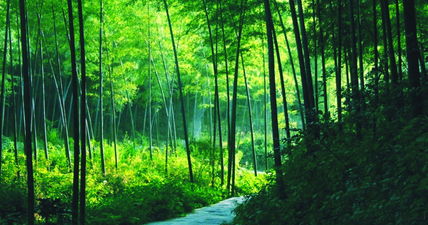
(145, 197), (245, 225)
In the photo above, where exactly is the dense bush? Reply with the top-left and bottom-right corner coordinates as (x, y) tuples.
(0, 183), (27, 224)
(86, 180), (222, 224)
(233, 115), (428, 225)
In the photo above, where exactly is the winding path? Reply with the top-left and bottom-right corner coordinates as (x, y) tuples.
(145, 197), (245, 225)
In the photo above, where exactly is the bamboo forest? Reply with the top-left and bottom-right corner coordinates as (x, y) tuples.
(0, 0), (427, 224)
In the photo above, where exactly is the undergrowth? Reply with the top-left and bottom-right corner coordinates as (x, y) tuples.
(0, 137), (266, 225)
(233, 87), (428, 225)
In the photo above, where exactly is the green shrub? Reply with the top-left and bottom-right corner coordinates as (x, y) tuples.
(234, 117), (428, 225)
(0, 136), (265, 225)
(0, 182), (27, 225)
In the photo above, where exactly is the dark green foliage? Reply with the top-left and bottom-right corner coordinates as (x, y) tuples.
(0, 183), (27, 225)
(233, 90), (428, 225)
(37, 198), (69, 225)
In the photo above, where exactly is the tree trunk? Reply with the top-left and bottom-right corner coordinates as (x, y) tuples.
(312, 0), (319, 113)
(229, 0), (246, 195)
(272, 27), (291, 142)
(203, 0), (224, 184)
(77, 0), (88, 222)
(148, 3), (153, 160)
(151, 57), (173, 158)
(214, 1), (224, 186)
(36, 14), (49, 160)
(16, 8), (25, 141)
(263, 0), (284, 194)
(288, 0), (314, 130)
(86, 119), (92, 164)
(274, 0), (306, 129)
(348, 0), (361, 135)
(50, 45), (72, 166)
(357, 0), (364, 91)
(219, 0), (232, 190)
(240, 53), (257, 176)
(158, 40), (178, 152)
(336, 0), (343, 125)
(380, 0), (398, 85)
(0, 0), (11, 176)
(163, 0), (194, 182)
(372, 0), (379, 136)
(98, 0), (106, 174)
(109, 71), (118, 170)
(345, 48), (351, 104)
(262, 37), (268, 171)
(9, 23), (20, 175)
(317, 0), (328, 119)
(403, 0), (422, 115)
(66, 0), (81, 222)
(19, 0), (35, 223)
(126, 93), (136, 151)
(297, 0), (315, 112)
(30, 79), (37, 161)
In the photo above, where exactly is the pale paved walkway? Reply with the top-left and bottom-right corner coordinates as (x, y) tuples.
(145, 197), (245, 225)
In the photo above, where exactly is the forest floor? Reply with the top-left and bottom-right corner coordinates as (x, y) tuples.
(145, 196), (245, 225)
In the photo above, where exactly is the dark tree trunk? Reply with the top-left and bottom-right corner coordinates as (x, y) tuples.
(77, 0), (88, 222)
(262, 36), (268, 171)
(288, 0), (315, 131)
(357, 0), (364, 91)
(395, 0), (403, 81)
(345, 48), (351, 107)
(372, 0), (379, 136)
(312, 0), (319, 113)
(9, 23), (20, 175)
(66, 0), (81, 222)
(163, 0), (194, 182)
(336, 0), (342, 126)
(296, 0), (315, 112)
(202, 0), (223, 184)
(263, 0), (284, 193)
(348, 0), (361, 135)
(289, 0), (320, 146)
(19, 0), (35, 223)
(274, 0), (306, 128)
(213, 1), (224, 185)
(381, 7), (390, 84)
(0, 0), (11, 176)
(317, 0), (328, 119)
(272, 28), (291, 142)
(380, 0), (398, 85)
(403, 0), (422, 115)
(15, 8), (25, 141)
